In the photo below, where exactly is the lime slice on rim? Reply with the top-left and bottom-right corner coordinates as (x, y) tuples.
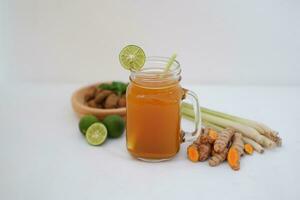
(85, 123), (107, 146)
(119, 45), (146, 71)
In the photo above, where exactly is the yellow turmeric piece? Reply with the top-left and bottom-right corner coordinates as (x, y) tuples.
(187, 133), (212, 162)
(227, 147), (240, 170)
(244, 143), (254, 155)
(227, 132), (244, 170)
(187, 144), (200, 162)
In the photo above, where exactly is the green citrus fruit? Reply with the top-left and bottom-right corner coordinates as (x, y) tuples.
(79, 115), (99, 135)
(119, 45), (146, 71)
(85, 123), (107, 145)
(102, 115), (125, 138)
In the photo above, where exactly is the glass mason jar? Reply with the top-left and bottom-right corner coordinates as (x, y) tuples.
(126, 57), (200, 162)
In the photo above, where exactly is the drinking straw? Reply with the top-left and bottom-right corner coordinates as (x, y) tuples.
(163, 54), (177, 73)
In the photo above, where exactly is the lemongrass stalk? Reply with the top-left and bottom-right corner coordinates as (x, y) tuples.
(182, 102), (281, 146)
(181, 103), (278, 148)
(182, 107), (224, 132)
(201, 113), (276, 148)
(242, 137), (264, 153)
(201, 106), (281, 145)
(181, 112), (196, 122)
(202, 120), (224, 132)
(182, 102), (193, 110)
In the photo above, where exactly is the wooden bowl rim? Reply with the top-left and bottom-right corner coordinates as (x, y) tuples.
(71, 82), (127, 115)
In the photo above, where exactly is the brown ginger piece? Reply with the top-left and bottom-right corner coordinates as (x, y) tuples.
(227, 132), (244, 170)
(118, 94), (126, 107)
(104, 93), (119, 108)
(214, 128), (235, 153)
(94, 90), (113, 104)
(209, 148), (229, 167)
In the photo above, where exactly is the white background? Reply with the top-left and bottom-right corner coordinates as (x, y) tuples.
(1, 1), (300, 200)
(1, 0), (300, 85)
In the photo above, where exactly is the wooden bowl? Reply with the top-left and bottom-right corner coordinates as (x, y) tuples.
(71, 83), (126, 120)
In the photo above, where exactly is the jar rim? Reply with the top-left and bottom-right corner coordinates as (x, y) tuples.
(130, 56), (181, 83)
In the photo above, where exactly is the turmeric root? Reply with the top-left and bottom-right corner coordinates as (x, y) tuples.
(231, 132), (244, 156)
(187, 133), (212, 162)
(187, 144), (200, 162)
(227, 132), (244, 170)
(227, 147), (240, 170)
(244, 143), (254, 155)
(209, 148), (228, 167)
(208, 129), (218, 143)
(198, 143), (212, 161)
(214, 128), (234, 153)
(196, 134), (210, 144)
(202, 127), (218, 144)
(242, 137), (264, 153)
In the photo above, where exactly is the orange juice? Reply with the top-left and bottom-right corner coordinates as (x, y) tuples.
(126, 79), (184, 160)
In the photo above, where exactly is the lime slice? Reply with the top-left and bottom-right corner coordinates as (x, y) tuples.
(85, 123), (107, 145)
(119, 45), (146, 71)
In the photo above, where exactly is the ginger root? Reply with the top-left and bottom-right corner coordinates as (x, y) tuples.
(214, 128), (234, 153)
(244, 143), (254, 155)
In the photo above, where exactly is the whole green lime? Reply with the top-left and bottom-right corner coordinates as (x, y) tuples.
(102, 115), (125, 138)
(79, 115), (99, 135)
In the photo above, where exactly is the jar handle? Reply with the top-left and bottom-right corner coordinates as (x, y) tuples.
(181, 89), (201, 142)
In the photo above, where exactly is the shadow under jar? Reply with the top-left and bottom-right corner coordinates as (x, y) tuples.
(126, 57), (200, 162)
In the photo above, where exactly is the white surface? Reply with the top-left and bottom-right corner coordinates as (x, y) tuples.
(1, 0), (300, 85)
(0, 82), (299, 200)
